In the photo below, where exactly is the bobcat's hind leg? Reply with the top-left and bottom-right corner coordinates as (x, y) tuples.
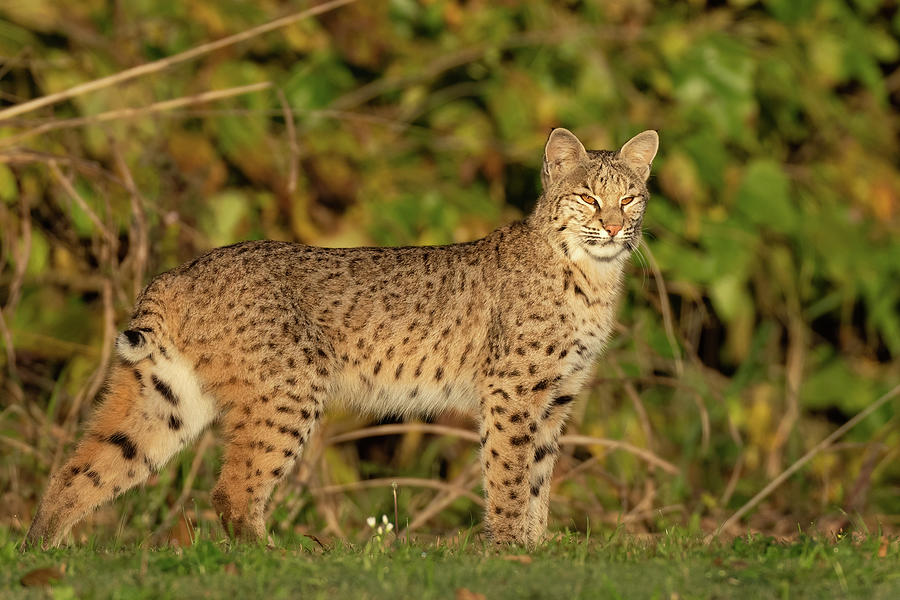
(25, 350), (216, 549)
(210, 357), (329, 542)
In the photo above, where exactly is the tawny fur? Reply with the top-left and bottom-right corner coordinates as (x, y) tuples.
(25, 128), (658, 548)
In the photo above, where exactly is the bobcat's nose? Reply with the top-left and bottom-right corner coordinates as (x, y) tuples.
(604, 224), (622, 237)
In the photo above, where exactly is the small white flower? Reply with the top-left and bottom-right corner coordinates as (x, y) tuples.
(385, 522), (394, 533)
(377, 526), (384, 535)
(366, 516), (376, 528)
(381, 515), (389, 525)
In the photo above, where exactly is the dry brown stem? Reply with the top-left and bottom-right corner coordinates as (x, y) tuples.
(152, 431), (215, 543)
(712, 383), (900, 540)
(641, 242), (684, 376)
(2, 82), (274, 147)
(0, 0), (358, 122)
(276, 88), (300, 195)
(766, 318), (806, 477)
(48, 161), (117, 247)
(313, 477), (485, 506)
(326, 423), (679, 474)
(612, 362), (655, 451)
(326, 423), (479, 445)
(403, 463), (482, 534)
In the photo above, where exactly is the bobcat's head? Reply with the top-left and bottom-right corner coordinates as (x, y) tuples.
(538, 128), (658, 263)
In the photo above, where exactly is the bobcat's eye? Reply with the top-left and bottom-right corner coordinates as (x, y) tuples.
(620, 196), (635, 206)
(576, 194), (597, 209)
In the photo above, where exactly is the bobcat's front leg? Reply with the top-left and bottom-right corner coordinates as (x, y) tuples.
(525, 393), (573, 544)
(479, 374), (563, 545)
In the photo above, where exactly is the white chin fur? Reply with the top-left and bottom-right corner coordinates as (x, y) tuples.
(583, 241), (627, 262)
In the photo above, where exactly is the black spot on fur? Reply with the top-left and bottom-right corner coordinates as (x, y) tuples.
(86, 470), (102, 487)
(510, 434), (531, 446)
(168, 415), (182, 431)
(532, 379), (551, 392)
(106, 432), (137, 460)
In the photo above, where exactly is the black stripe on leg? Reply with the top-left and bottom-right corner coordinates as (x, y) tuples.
(106, 432), (137, 460)
(552, 395), (574, 406)
(151, 375), (179, 405)
(534, 444), (555, 462)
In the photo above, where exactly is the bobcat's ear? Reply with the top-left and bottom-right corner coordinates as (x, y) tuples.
(618, 130), (659, 181)
(542, 128), (587, 188)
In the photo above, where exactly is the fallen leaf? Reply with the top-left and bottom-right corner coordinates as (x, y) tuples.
(304, 533), (330, 552)
(877, 537), (888, 558)
(456, 588), (486, 600)
(223, 562), (240, 575)
(167, 515), (194, 548)
(502, 554), (533, 564)
(20, 565), (65, 587)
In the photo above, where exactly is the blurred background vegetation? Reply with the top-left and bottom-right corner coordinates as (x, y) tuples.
(0, 0), (898, 546)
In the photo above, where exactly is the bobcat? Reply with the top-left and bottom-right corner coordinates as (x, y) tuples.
(25, 127), (658, 548)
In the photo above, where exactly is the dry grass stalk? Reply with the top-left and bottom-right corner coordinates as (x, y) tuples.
(612, 362), (655, 452)
(112, 147), (149, 301)
(712, 383), (900, 540)
(2, 82), (275, 148)
(766, 318), (806, 477)
(641, 242), (684, 376)
(327, 422), (678, 474)
(0, 0), (358, 122)
(276, 88), (300, 195)
(313, 477), (485, 506)
(326, 423), (479, 445)
(152, 431), (215, 543)
(558, 435), (678, 474)
(403, 463), (482, 534)
(48, 161), (117, 247)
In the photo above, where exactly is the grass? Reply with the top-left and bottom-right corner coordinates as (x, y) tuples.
(2, 527), (898, 599)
